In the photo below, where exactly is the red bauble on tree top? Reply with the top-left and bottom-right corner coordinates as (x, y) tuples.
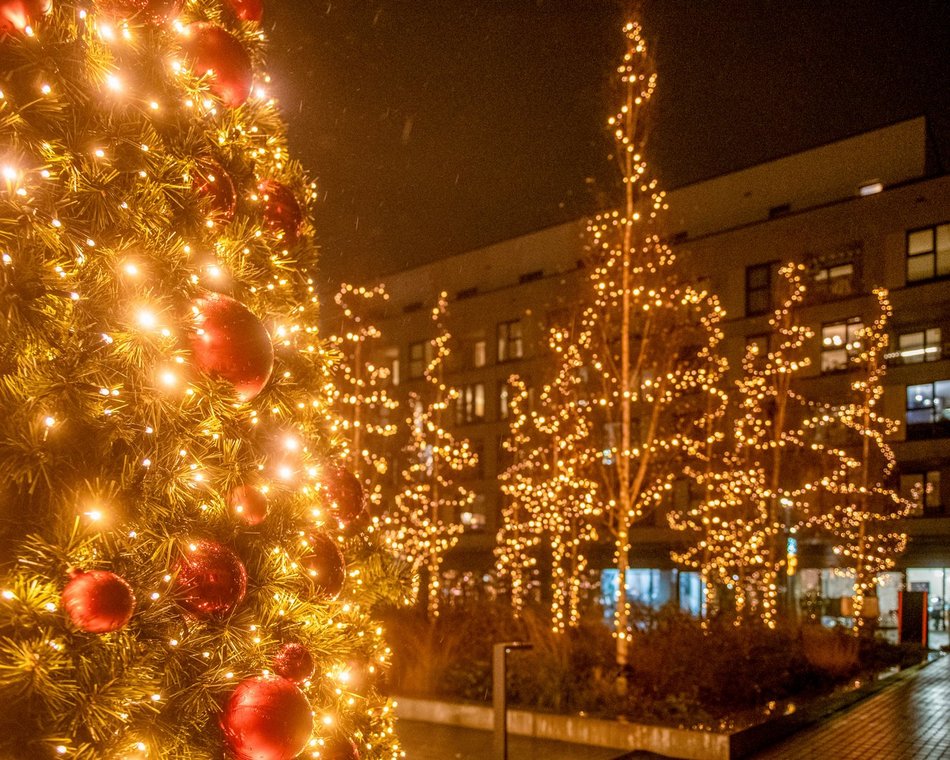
(221, 675), (313, 760)
(98, 0), (183, 22)
(301, 533), (346, 602)
(189, 293), (274, 401)
(194, 160), (237, 222)
(62, 569), (136, 634)
(225, 0), (262, 23)
(228, 483), (269, 526)
(322, 466), (366, 528)
(272, 642), (315, 684)
(258, 180), (303, 245)
(0, 0), (51, 33)
(174, 539), (247, 618)
(181, 22), (253, 109)
(319, 737), (361, 760)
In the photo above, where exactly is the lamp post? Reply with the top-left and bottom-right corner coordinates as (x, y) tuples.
(493, 641), (532, 760)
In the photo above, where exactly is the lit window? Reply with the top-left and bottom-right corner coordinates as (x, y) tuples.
(498, 382), (511, 420)
(906, 222), (950, 282)
(905, 380), (950, 436)
(888, 328), (942, 365)
(820, 317), (863, 373)
(812, 261), (856, 300)
(456, 383), (486, 424)
(473, 340), (487, 368)
(900, 470), (941, 516)
(497, 320), (523, 362)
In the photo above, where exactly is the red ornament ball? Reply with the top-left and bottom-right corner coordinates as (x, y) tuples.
(194, 161), (237, 222)
(228, 484), (269, 526)
(62, 569), (136, 634)
(225, 0), (262, 23)
(322, 467), (366, 528)
(272, 642), (315, 684)
(0, 0), (51, 33)
(189, 293), (274, 401)
(301, 533), (346, 602)
(319, 737), (360, 760)
(181, 22), (253, 108)
(221, 675), (313, 760)
(98, 0), (182, 22)
(258, 181), (303, 245)
(174, 539), (247, 618)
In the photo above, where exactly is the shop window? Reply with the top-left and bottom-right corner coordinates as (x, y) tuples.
(907, 222), (950, 282)
(821, 317), (864, 373)
(497, 319), (524, 362)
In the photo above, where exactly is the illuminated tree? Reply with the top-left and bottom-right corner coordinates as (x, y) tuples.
(495, 332), (601, 631)
(571, 17), (727, 666)
(809, 289), (913, 631)
(0, 3), (405, 758)
(384, 293), (477, 617)
(327, 283), (399, 511)
(674, 264), (846, 625)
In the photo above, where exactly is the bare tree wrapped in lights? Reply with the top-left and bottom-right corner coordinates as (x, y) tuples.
(495, 332), (601, 630)
(385, 293), (477, 617)
(570, 17), (727, 666)
(327, 283), (400, 511)
(674, 264), (846, 625)
(0, 3), (408, 757)
(808, 289), (913, 631)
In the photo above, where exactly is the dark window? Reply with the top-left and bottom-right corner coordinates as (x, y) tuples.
(408, 341), (429, 379)
(907, 222), (950, 282)
(820, 317), (864, 373)
(906, 380), (950, 439)
(900, 470), (942, 516)
(745, 333), (771, 361)
(746, 263), (773, 316)
(497, 320), (523, 362)
(456, 383), (486, 424)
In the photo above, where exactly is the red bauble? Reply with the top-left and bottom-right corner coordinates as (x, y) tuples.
(319, 737), (360, 760)
(174, 539), (247, 618)
(322, 466), (366, 528)
(181, 23), (253, 109)
(228, 484), (268, 526)
(301, 533), (346, 602)
(258, 181), (303, 245)
(195, 161), (237, 222)
(272, 642), (315, 684)
(225, 0), (262, 23)
(221, 675), (313, 760)
(0, 0), (51, 33)
(189, 293), (274, 401)
(98, 0), (182, 22)
(62, 569), (136, 634)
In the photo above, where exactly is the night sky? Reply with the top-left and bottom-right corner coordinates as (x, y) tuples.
(264, 1), (950, 288)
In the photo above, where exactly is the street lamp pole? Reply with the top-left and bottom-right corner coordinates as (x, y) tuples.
(493, 641), (533, 760)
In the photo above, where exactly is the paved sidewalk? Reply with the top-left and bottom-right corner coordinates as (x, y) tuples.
(397, 719), (632, 760)
(755, 655), (950, 759)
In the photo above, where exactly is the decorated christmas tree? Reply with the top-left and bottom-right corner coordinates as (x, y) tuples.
(0, 2), (405, 758)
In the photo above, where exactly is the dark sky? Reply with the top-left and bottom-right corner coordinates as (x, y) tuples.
(264, 1), (950, 288)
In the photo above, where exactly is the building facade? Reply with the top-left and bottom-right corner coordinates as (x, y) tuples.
(353, 118), (950, 637)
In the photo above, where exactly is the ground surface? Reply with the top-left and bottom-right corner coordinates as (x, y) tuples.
(754, 654), (950, 759)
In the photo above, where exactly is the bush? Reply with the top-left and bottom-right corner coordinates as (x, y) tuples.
(381, 600), (921, 726)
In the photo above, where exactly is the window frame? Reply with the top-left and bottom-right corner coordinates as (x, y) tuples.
(497, 319), (524, 363)
(906, 221), (950, 283)
(820, 316), (864, 374)
(900, 469), (942, 516)
(745, 262), (774, 317)
(456, 382), (486, 425)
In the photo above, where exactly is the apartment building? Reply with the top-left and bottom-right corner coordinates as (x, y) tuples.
(355, 117), (950, 636)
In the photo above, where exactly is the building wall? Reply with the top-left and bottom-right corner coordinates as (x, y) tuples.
(353, 119), (950, 573)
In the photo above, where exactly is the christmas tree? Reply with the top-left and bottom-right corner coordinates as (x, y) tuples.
(0, 2), (405, 758)
(383, 293), (476, 618)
